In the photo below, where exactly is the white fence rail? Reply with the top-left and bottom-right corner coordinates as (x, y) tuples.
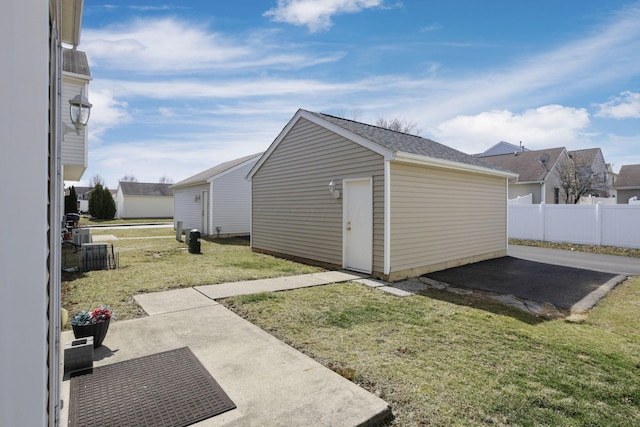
(509, 204), (640, 249)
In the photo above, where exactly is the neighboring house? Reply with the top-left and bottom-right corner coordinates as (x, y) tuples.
(62, 48), (91, 181)
(2, 1), (87, 424)
(568, 148), (614, 199)
(247, 109), (517, 282)
(171, 153), (261, 236)
(115, 182), (174, 219)
(480, 147), (569, 204)
(616, 164), (640, 203)
(478, 140), (529, 157)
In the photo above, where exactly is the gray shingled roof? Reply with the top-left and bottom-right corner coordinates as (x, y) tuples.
(568, 148), (601, 167)
(307, 111), (508, 172)
(615, 164), (640, 188)
(171, 153), (262, 188)
(480, 147), (566, 182)
(63, 48), (91, 77)
(119, 182), (173, 197)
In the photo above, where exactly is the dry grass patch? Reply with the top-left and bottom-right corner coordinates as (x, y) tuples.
(510, 239), (640, 258)
(223, 278), (640, 426)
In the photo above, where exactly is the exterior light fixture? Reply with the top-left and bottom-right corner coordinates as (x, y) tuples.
(64, 87), (92, 136)
(195, 195), (201, 202)
(329, 180), (340, 199)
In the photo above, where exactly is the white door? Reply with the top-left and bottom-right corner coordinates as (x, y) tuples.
(201, 190), (208, 235)
(343, 178), (373, 273)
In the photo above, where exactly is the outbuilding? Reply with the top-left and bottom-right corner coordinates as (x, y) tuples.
(248, 109), (517, 281)
(171, 153), (261, 236)
(115, 182), (173, 219)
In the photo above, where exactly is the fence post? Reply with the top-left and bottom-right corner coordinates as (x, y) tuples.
(540, 203), (546, 242)
(596, 203), (602, 246)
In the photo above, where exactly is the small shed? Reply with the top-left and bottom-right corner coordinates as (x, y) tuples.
(171, 153), (261, 237)
(248, 109), (517, 281)
(115, 182), (173, 219)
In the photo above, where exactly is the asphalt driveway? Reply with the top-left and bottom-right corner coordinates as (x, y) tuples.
(424, 253), (626, 310)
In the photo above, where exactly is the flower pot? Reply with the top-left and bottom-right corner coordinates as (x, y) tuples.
(72, 318), (110, 348)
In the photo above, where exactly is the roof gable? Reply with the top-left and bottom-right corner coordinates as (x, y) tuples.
(118, 182), (173, 197)
(171, 153), (262, 189)
(616, 164), (640, 188)
(249, 109), (515, 179)
(478, 141), (529, 157)
(481, 147), (566, 182)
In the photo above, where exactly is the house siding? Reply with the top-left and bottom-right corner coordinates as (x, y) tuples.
(388, 162), (507, 280)
(60, 77), (88, 180)
(252, 118), (384, 270)
(617, 189), (640, 204)
(173, 184), (208, 230)
(211, 161), (254, 235)
(118, 196), (173, 219)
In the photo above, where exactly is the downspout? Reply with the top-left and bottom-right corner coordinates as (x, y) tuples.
(383, 161), (391, 276)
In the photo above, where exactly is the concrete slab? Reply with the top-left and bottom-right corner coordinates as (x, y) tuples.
(378, 286), (414, 297)
(92, 234), (118, 242)
(134, 288), (218, 316)
(61, 304), (391, 426)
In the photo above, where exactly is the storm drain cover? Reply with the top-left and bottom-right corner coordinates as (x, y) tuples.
(69, 347), (236, 426)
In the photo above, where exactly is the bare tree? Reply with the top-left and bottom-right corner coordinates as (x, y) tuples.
(557, 157), (606, 204)
(335, 108), (363, 121)
(159, 175), (173, 184)
(89, 174), (104, 188)
(120, 174), (138, 183)
(375, 117), (422, 135)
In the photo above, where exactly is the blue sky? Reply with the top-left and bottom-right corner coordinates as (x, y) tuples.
(71, 0), (640, 188)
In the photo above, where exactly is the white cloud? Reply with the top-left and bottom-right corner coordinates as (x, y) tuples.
(595, 91), (640, 119)
(264, 0), (385, 32)
(87, 88), (131, 142)
(430, 105), (592, 154)
(82, 17), (343, 73)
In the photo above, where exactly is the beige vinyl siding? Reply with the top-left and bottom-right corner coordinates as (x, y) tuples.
(252, 118), (384, 270)
(509, 182), (541, 203)
(389, 162), (507, 278)
(618, 189), (640, 204)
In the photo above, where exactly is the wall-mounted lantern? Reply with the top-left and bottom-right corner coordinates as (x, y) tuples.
(64, 87), (93, 136)
(329, 180), (340, 199)
(195, 195), (201, 202)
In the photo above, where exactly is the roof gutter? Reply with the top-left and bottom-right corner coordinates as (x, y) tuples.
(393, 151), (519, 179)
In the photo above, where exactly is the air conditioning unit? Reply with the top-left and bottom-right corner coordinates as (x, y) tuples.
(73, 228), (92, 246)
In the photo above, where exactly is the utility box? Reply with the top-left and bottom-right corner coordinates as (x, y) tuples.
(188, 229), (201, 254)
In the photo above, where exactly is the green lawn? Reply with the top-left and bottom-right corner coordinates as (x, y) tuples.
(62, 229), (321, 323)
(223, 278), (640, 426)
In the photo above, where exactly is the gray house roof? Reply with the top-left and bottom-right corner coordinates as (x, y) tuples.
(616, 164), (640, 189)
(119, 182), (173, 197)
(478, 141), (529, 157)
(480, 147), (566, 183)
(171, 153), (263, 189)
(303, 110), (513, 174)
(63, 48), (91, 77)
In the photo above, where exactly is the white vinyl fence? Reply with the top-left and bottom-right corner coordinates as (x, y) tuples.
(509, 204), (640, 249)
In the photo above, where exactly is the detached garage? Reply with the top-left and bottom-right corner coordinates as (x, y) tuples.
(248, 109), (517, 281)
(171, 153), (261, 236)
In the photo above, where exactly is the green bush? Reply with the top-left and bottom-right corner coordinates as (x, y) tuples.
(88, 184), (116, 219)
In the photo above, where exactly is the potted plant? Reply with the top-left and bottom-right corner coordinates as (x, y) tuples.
(69, 305), (113, 348)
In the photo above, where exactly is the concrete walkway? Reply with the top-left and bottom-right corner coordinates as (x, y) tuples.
(61, 271), (391, 427)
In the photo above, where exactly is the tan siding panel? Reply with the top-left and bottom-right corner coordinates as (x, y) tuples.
(390, 162), (507, 273)
(252, 118), (384, 270)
